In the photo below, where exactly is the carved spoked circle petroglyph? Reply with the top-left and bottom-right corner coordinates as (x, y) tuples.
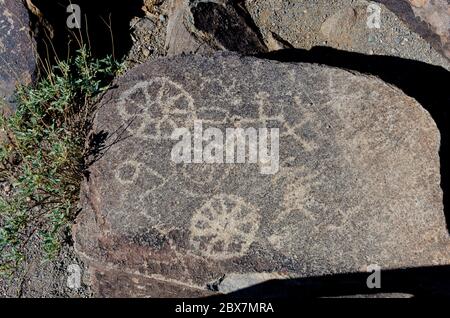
(189, 194), (261, 260)
(118, 77), (197, 140)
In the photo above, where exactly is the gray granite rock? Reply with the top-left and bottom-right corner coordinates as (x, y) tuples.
(374, 0), (450, 60)
(164, 0), (215, 56)
(245, 0), (450, 70)
(74, 53), (450, 297)
(0, 0), (37, 109)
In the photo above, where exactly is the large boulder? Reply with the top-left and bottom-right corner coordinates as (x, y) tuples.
(0, 0), (37, 109)
(74, 53), (450, 297)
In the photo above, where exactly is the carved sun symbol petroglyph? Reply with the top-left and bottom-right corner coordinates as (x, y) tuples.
(189, 194), (260, 260)
(118, 77), (197, 140)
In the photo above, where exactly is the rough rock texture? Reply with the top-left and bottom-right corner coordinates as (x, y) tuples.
(164, 0), (215, 56)
(126, 0), (268, 65)
(187, 0), (267, 54)
(127, 0), (450, 69)
(165, 0), (267, 55)
(0, 0), (37, 108)
(245, 0), (450, 70)
(74, 53), (450, 297)
(125, 1), (169, 68)
(374, 0), (450, 60)
(0, 242), (90, 298)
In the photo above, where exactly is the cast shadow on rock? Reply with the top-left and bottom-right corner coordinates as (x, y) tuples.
(205, 265), (450, 299)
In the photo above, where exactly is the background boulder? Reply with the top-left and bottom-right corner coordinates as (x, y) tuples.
(0, 0), (37, 111)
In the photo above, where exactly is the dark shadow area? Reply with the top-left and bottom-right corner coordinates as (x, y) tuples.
(84, 130), (109, 167)
(257, 47), (450, 233)
(83, 111), (137, 180)
(206, 265), (450, 299)
(191, 0), (267, 54)
(30, 0), (144, 63)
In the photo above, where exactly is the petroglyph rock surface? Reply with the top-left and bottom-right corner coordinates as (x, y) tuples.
(0, 0), (36, 108)
(75, 53), (450, 297)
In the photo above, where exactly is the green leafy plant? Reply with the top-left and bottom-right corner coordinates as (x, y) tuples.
(0, 46), (122, 274)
